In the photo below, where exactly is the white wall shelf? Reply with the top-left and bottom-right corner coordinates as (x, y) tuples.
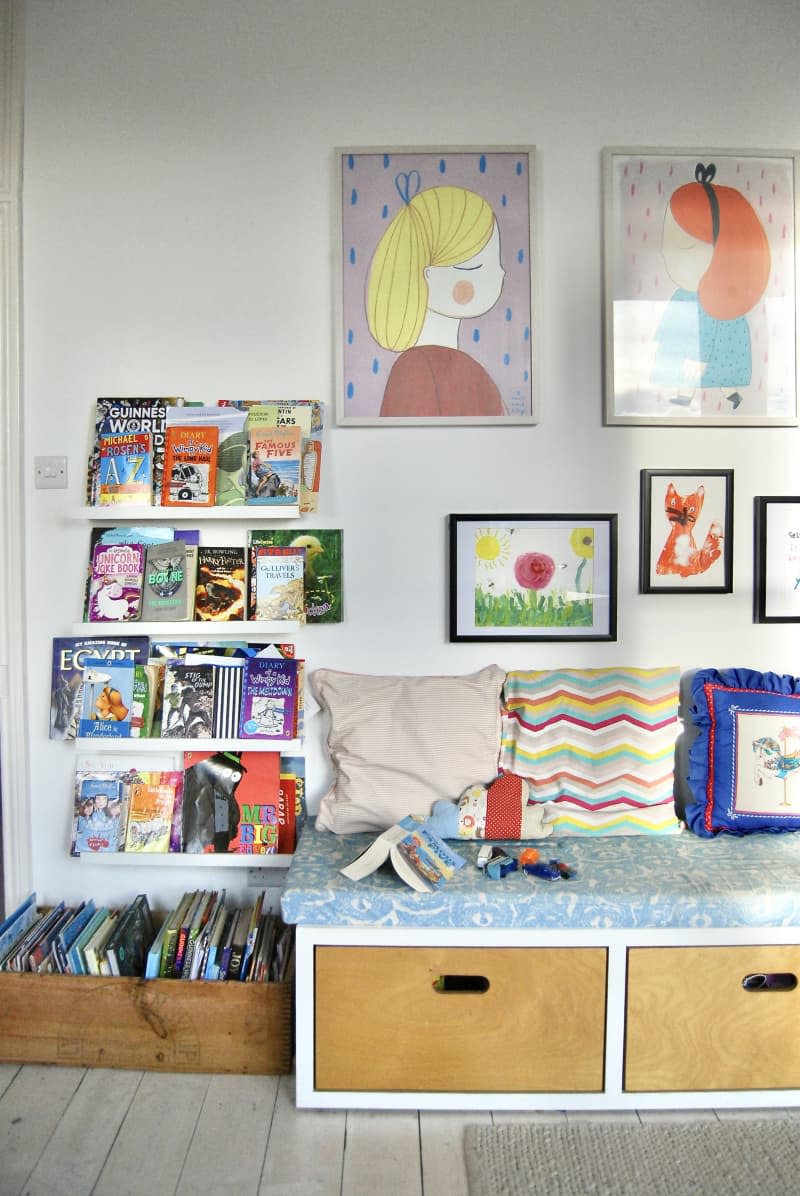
(72, 505), (301, 521)
(74, 851), (293, 868)
(74, 736), (303, 753)
(73, 621), (301, 636)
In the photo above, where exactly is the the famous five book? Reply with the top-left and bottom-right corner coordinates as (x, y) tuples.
(246, 425), (301, 505)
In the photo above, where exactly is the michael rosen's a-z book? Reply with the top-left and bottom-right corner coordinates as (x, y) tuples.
(97, 431), (152, 505)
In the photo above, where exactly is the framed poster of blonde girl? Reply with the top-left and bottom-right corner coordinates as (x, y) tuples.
(336, 146), (537, 426)
(603, 147), (798, 426)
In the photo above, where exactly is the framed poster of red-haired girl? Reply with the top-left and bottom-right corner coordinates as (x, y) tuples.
(336, 147), (537, 426)
(603, 148), (798, 426)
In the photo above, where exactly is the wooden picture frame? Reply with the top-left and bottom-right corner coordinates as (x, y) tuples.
(639, 469), (734, 594)
(337, 146), (537, 426)
(449, 513), (617, 642)
(603, 147), (798, 426)
(754, 496), (800, 622)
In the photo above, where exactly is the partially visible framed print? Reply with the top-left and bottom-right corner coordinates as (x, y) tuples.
(603, 147), (798, 426)
(639, 469), (734, 594)
(754, 497), (800, 622)
(337, 146), (537, 426)
(449, 514), (617, 642)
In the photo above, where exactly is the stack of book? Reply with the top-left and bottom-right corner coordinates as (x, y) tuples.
(83, 525), (343, 626)
(71, 749), (303, 857)
(51, 636), (305, 744)
(86, 398), (323, 513)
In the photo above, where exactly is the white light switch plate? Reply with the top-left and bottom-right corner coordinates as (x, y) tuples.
(34, 455), (68, 489)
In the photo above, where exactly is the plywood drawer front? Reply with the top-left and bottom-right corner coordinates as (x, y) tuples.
(625, 946), (800, 1092)
(315, 945), (607, 1092)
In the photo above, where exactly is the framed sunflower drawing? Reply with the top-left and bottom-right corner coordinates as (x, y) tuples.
(448, 514), (618, 642)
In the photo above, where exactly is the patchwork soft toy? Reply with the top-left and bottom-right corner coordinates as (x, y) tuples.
(428, 773), (552, 841)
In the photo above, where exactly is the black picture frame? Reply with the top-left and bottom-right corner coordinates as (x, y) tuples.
(754, 496), (800, 623)
(449, 513), (617, 642)
(639, 469), (734, 594)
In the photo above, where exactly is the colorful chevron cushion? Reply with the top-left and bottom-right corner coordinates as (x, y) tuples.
(500, 667), (681, 835)
(685, 668), (800, 837)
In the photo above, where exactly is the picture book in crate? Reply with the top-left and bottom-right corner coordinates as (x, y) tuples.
(248, 528), (342, 623)
(246, 425), (301, 505)
(88, 541), (146, 622)
(105, 894), (155, 977)
(195, 546), (247, 621)
(182, 749), (295, 854)
(238, 655), (300, 740)
(161, 423), (218, 506)
(98, 431), (152, 505)
(341, 816), (467, 893)
(50, 635), (150, 740)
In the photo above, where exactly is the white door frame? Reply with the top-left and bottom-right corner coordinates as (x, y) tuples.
(0, 0), (32, 910)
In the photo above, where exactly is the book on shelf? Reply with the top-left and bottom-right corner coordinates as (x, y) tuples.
(130, 661), (164, 738)
(280, 754), (307, 840)
(77, 655), (136, 738)
(105, 894), (155, 977)
(86, 397), (185, 507)
(209, 656), (245, 738)
(195, 546), (247, 622)
(340, 816), (467, 893)
(87, 540), (146, 623)
(182, 749), (294, 854)
(82, 526), (195, 621)
(246, 424), (301, 506)
(124, 770), (183, 852)
(139, 540), (190, 621)
(70, 770), (128, 854)
(163, 402), (248, 506)
(238, 655), (300, 740)
(160, 660), (216, 739)
(161, 422), (218, 507)
(184, 545), (199, 618)
(248, 529), (342, 623)
(98, 431), (153, 505)
(250, 544), (306, 622)
(50, 635), (150, 741)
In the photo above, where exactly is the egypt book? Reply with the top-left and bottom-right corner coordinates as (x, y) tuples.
(341, 816), (467, 893)
(194, 546), (247, 621)
(246, 425), (301, 506)
(50, 635), (150, 740)
(98, 431), (153, 505)
(87, 541), (146, 623)
(161, 423), (218, 506)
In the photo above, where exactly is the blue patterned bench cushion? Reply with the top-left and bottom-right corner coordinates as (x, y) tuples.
(281, 819), (800, 930)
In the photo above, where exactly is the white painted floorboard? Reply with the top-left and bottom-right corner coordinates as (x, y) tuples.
(4, 1064), (800, 1196)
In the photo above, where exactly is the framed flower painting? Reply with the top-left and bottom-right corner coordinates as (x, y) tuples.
(448, 514), (617, 642)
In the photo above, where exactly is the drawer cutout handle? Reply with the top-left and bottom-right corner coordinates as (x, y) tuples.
(433, 974), (490, 994)
(742, 972), (798, 992)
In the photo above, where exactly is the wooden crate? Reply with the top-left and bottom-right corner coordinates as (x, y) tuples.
(0, 972), (293, 1074)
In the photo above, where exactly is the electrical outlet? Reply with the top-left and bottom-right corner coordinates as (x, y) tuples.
(34, 455), (68, 489)
(247, 868), (287, 888)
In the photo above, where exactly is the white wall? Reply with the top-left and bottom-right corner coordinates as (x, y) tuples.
(19, 0), (800, 907)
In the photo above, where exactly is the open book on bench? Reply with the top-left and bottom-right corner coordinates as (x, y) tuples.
(340, 816), (467, 893)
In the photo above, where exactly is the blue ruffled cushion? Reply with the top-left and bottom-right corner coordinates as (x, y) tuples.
(686, 668), (800, 837)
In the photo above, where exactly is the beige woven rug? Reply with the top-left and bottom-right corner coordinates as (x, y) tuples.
(464, 1118), (800, 1195)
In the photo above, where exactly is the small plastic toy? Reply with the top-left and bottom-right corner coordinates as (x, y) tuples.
(477, 845), (518, 878)
(521, 856), (576, 881)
